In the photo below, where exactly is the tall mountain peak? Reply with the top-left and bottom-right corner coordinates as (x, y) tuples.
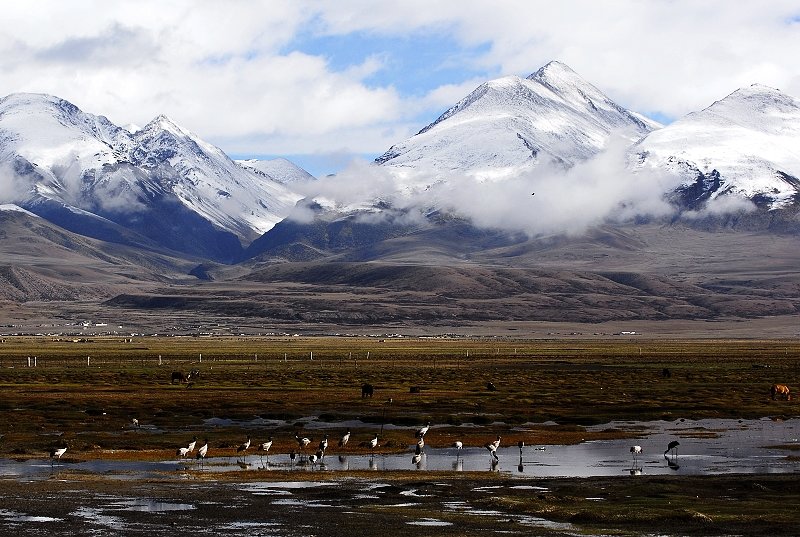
(376, 61), (658, 178)
(528, 60), (581, 84)
(633, 84), (800, 209)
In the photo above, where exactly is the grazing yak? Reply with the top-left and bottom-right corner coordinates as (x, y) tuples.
(171, 369), (200, 385)
(171, 371), (187, 384)
(770, 384), (791, 400)
(361, 383), (374, 398)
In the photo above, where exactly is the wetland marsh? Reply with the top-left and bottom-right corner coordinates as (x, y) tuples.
(0, 336), (798, 535)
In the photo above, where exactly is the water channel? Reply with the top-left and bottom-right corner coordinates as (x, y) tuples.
(1, 417), (797, 480)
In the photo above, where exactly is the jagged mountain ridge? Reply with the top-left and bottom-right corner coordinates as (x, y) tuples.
(236, 158), (315, 185)
(0, 93), (304, 261)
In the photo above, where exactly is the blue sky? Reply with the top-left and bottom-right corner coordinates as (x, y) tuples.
(0, 1), (798, 177)
(239, 30), (500, 174)
(286, 30), (494, 96)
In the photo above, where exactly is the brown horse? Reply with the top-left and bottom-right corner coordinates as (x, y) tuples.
(770, 384), (791, 400)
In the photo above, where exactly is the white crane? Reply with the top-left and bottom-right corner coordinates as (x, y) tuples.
(415, 422), (430, 438)
(196, 439), (209, 467)
(296, 434), (312, 461)
(630, 445), (642, 465)
(258, 437), (273, 466)
(50, 446), (67, 466)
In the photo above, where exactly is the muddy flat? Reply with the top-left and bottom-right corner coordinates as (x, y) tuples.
(1, 473), (799, 536)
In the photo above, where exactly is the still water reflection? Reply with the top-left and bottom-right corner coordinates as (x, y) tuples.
(2, 418), (797, 480)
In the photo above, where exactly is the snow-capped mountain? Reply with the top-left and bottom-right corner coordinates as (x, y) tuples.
(376, 61), (660, 183)
(631, 84), (800, 209)
(0, 93), (303, 261)
(129, 114), (301, 239)
(237, 158), (316, 185)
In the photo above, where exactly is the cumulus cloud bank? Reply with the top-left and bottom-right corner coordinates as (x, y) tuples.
(290, 141), (689, 237)
(1, 1), (798, 171)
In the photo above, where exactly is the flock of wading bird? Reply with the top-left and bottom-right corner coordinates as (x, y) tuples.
(47, 417), (685, 473)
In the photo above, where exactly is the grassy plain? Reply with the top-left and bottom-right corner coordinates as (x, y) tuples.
(0, 336), (797, 458)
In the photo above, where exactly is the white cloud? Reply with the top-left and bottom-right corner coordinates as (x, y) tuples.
(683, 194), (757, 219)
(0, 1), (798, 170)
(309, 1), (800, 118)
(424, 139), (679, 236)
(0, 162), (32, 203)
(290, 139), (685, 237)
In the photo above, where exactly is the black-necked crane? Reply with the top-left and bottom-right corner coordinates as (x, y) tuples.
(369, 433), (379, 456)
(289, 450), (297, 468)
(309, 452), (318, 468)
(131, 418), (139, 429)
(492, 435), (501, 450)
(453, 440), (463, 458)
(664, 440), (680, 457)
(414, 442), (423, 456)
(415, 422), (430, 438)
(187, 436), (197, 453)
(177, 446), (190, 458)
(50, 446), (67, 466)
(196, 439), (209, 467)
(258, 437), (273, 466)
(236, 436), (251, 461)
(630, 445), (642, 465)
(318, 434), (328, 454)
(296, 434), (312, 460)
(338, 430), (351, 448)
(412, 452), (422, 466)
(485, 442), (499, 461)
(296, 434), (311, 449)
